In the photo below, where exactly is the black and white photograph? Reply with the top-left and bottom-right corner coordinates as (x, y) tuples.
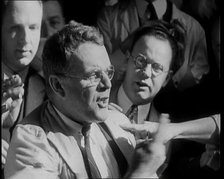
(1, 0), (221, 178)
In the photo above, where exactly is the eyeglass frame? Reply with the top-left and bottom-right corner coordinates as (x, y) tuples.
(55, 65), (115, 87)
(128, 53), (170, 78)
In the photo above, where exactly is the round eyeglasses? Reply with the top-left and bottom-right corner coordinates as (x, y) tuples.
(129, 53), (169, 77)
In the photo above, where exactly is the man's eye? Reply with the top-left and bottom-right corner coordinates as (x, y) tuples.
(30, 25), (39, 30)
(85, 72), (97, 80)
(135, 56), (146, 67)
(152, 63), (163, 72)
(10, 25), (19, 33)
(50, 20), (61, 29)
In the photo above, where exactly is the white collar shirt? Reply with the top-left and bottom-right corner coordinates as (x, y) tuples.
(117, 84), (151, 123)
(53, 105), (120, 178)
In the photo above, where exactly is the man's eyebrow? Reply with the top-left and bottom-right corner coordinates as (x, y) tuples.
(139, 53), (155, 63)
(48, 16), (61, 21)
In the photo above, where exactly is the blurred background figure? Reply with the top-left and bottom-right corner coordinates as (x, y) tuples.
(104, 0), (119, 6)
(179, 0), (220, 81)
(30, 0), (65, 76)
(1, 0), (45, 177)
(180, 0), (217, 27)
(169, 0), (183, 9)
(210, 15), (220, 78)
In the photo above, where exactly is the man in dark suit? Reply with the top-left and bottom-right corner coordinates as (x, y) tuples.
(1, 0), (46, 170)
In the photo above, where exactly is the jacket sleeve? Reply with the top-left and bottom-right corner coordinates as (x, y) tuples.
(4, 124), (60, 179)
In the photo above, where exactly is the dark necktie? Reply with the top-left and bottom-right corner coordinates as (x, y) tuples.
(81, 126), (101, 179)
(125, 104), (138, 124)
(144, 1), (158, 21)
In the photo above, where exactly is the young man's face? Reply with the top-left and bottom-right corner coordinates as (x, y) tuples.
(123, 35), (172, 105)
(61, 43), (113, 124)
(1, 1), (42, 72)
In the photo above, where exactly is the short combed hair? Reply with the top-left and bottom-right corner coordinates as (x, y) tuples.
(124, 19), (186, 75)
(42, 21), (104, 89)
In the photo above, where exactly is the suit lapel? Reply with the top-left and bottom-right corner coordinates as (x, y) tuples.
(147, 103), (160, 122)
(25, 73), (46, 116)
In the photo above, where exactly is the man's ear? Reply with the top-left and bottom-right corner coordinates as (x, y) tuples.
(162, 71), (173, 87)
(49, 75), (65, 98)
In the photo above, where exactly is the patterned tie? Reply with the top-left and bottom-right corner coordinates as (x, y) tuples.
(81, 126), (101, 179)
(125, 104), (138, 124)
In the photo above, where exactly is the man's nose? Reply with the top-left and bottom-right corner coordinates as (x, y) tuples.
(141, 64), (152, 78)
(19, 27), (31, 45)
(97, 73), (112, 91)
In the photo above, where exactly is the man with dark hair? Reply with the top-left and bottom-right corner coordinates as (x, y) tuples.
(110, 19), (185, 124)
(109, 19), (185, 178)
(5, 21), (167, 179)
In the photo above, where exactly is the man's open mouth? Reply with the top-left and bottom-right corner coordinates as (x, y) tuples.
(96, 97), (109, 108)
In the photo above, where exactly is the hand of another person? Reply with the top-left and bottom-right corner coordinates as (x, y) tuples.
(2, 75), (24, 127)
(152, 113), (182, 144)
(119, 113), (176, 143)
(2, 139), (9, 168)
(125, 116), (170, 178)
(120, 121), (159, 141)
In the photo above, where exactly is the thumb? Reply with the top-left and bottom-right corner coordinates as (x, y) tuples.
(120, 123), (136, 132)
(153, 113), (170, 143)
(159, 113), (170, 123)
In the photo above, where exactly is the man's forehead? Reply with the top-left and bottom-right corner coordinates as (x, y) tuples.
(74, 43), (110, 67)
(4, 1), (42, 20)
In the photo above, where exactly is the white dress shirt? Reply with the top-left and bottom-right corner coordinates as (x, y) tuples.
(5, 100), (135, 179)
(117, 84), (152, 123)
(54, 106), (120, 178)
(117, 85), (159, 178)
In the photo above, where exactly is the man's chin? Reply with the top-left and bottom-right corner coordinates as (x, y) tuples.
(17, 56), (33, 66)
(94, 108), (109, 123)
(134, 92), (153, 104)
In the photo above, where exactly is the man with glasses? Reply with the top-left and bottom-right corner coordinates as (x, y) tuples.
(5, 21), (168, 179)
(109, 19), (185, 178)
(110, 19), (185, 125)
(113, 20), (220, 179)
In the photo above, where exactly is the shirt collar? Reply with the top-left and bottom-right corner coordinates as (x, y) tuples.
(52, 104), (85, 135)
(117, 85), (151, 122)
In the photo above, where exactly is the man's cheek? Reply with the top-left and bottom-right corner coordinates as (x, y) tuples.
(81, 88), (95, 106)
